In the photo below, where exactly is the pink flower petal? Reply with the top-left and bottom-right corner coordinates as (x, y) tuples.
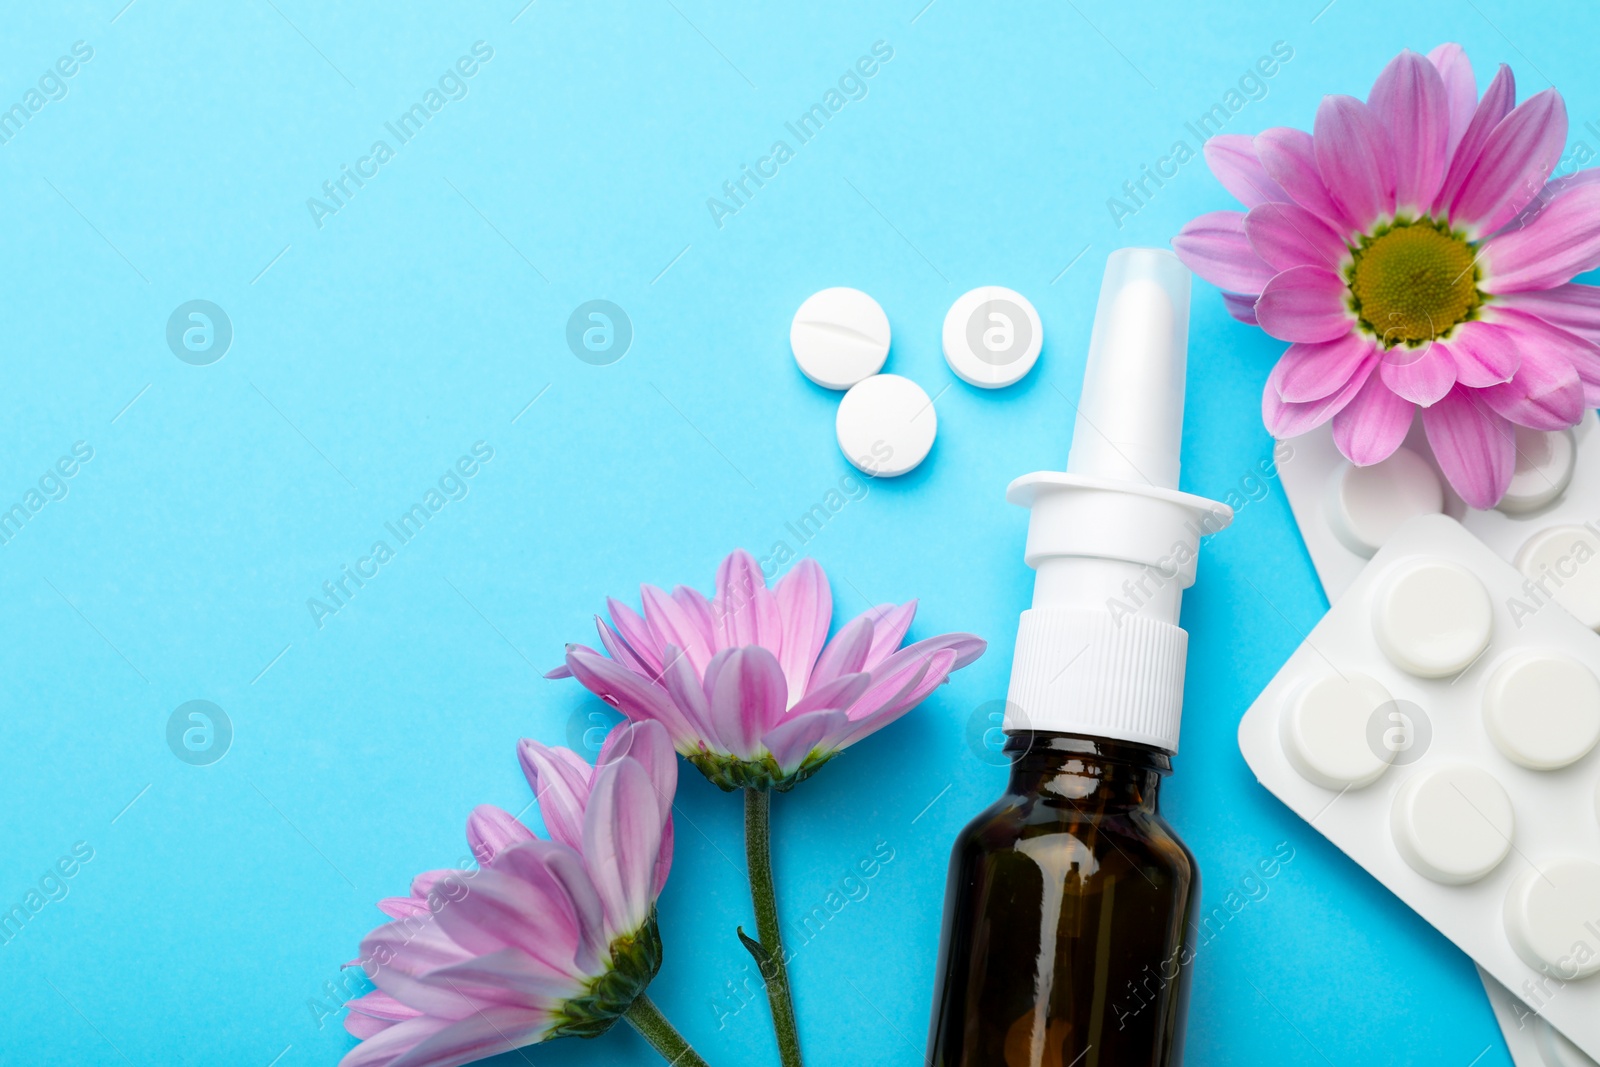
(497, 841), (610, 975)
(893, 632), (987, 671)
(1504, 168), (1600, 232)
(787, 671), (873, 716)
(655, 645), (717, 742)
(1263, 354), (1378, 437)
(1255, 266), (1355, 343)
(836, 648), (958, 749)
(1496, 283), (1600, 342)
(1479, 348), (1584, 430)
(773, 558), (831, 704)
(1421, 386), (1517, 508)
(760, 709), (850, 773)
(1171, 211), (1276, 294)
(807, 614), (875, 690)
(429, 866), (583, 977)
(1450, 88), (1567, 237)
(597, 720), (676, 820)
(360, 923), (478, 1018)
(563, 648), (699, 748)
(1445, 320), (1520, 387)
(1378, 343), (1457, 406)
(339, 1015), (455, 1067)
(1426, 44), (1478, 159)
(345, 990), (420, 1039)
(1203, 133), (1291, 207)
(377, 895), (431, 920)
(416, 949), (576, 1010)
(383, 1007), (551, 1067)
(640, 584), (714, 674)
(1271, 334), (1376, 403)
(1244, 201), (1349, 273)
(1435, 63), (1516, 217)
(671, 585), (718, 651)
(1222, 292), (1259, 324)
(582, 758), (662, 938)
(1492, 306), (1600, 406)
(1483, 184), (1600, 293)
(465, 805), (534, 867)
(593, 618), (654, 678)
(516, 740), (592, 852)
(606, 597), (664, 673)
(861, 601), (917, 669)
(1256, 126), (1356, 235)
(702, 646), (788, 760)
(1368, 50), (1450, 213)
(1315, 95), (1397, 230)
(713, 549), (782, 651)
(1332, 373), (1415, 464)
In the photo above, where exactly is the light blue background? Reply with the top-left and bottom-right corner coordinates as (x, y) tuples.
(0, 1), (1578, 1063)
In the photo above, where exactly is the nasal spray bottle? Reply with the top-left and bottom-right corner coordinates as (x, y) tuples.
(927, 249), (1233, 1067)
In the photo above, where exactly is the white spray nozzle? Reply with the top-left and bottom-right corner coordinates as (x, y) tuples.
(1002, 248), (1232, 753)
(1067, 249), (1192, 489)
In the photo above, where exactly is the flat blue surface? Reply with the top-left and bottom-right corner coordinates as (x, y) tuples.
(0, 1), (1578, 1064)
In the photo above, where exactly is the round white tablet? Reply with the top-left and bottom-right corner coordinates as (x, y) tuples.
(1390, 765), (1514, 884)
(1515, 525), (1600, 632)
(1324, 447), (1444, 558)
(1498, 425), (1576, 515)
(1503, 858), (1600, 978)
(1483, 651), (1600, 770)
(835, 374), (936, 477)
(1372, 558), (1493, 678)
(790, 287), (890, 390)
(1278, 672), (1397, 790)
(941, 286), (1043, 389)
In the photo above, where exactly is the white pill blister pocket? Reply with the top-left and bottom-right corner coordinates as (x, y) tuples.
(1239, 514), (1600, 1062)
(1279, 413), (1600, 612)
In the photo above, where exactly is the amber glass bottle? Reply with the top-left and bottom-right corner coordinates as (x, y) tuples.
(926, 732), (1199, 1067)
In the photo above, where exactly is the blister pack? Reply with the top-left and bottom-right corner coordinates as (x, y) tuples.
(1239, 514), (1600, 1062)
(1278, 413), (1600, 612)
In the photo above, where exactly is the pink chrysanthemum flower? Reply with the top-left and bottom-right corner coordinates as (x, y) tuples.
(339, 721), (700, 1067)
(549, 550), (985, 791)
(1174, 43), (1600, 508)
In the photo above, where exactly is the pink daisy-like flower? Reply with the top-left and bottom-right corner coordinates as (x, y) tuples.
(549, 550), (985, 791)
(1174, 44), (1600, 508)
(339, 721), (695, 1067)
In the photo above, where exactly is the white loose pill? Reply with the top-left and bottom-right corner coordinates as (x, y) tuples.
(1391, 765), (1514, 884)
(1515, 525), (1600, 632)
(1503, 857), (1600, 978)
(790, 287), (890, 390)
(941, 286), (1042, 389)
(1324, 447), (1444, 558)
(1278, 672), (1397, 790)
(1498, 425), (1576, 515)
(1483, 651), (1600, 770)
(1373, 558), (1493, 678)
(835, 374), (936, 477)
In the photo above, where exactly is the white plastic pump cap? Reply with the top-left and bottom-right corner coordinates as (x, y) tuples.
(1067, 248), (1191, 489)
(1003, 248), (1231, 753)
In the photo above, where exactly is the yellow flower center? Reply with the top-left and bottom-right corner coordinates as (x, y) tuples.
(1347, 220), (1481, 347)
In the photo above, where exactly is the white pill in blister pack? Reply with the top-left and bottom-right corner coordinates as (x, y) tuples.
(790, 287), (891, 389)
(1239, 514), (1600, 1062)
(1278, 413), (1600, 613)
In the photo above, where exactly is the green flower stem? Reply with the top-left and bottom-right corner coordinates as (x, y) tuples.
(745, 787), (804, 1067)
(623, 994), (712, 1067)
